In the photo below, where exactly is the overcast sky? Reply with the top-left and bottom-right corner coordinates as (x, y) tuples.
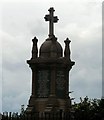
(0, 0), (103, 113)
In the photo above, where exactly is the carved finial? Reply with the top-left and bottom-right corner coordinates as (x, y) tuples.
(44, 7), (59, 37)
(64, 38), (71, 59)
(31, 37), (38, 59)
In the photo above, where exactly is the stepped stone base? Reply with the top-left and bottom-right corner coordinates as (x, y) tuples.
(26, 97), (71, 113)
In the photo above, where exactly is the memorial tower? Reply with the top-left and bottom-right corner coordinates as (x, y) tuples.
(26, 7), (75, 113)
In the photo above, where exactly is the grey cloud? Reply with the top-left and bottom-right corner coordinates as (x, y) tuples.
(27, 19), (47, 37)
(1, 1), (102, 112)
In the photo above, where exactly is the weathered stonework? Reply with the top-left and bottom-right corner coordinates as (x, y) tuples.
(26, 7), (75, 113)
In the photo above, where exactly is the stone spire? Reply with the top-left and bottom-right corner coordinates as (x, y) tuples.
(31, 37), (38, 59)
(64, 38), (71, 60)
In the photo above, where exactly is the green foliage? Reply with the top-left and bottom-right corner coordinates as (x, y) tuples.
(72, 96), (104, 120)
(2, 97), (104, 120)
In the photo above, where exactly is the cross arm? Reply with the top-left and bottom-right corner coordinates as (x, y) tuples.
(44, 15), (50, 21)
(53, 16), (59, 23)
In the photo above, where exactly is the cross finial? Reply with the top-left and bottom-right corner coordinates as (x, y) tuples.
(44, 7), (59, 37)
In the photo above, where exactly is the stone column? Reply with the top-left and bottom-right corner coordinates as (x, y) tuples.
(31, 66), (36, 97)
(66, 68), (69, 98)
(28, 65), (36, 105)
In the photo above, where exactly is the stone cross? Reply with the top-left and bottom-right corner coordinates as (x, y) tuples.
(44, 7), (59, 37)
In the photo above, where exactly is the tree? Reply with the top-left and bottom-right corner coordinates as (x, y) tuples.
(72, 96), (104, 120)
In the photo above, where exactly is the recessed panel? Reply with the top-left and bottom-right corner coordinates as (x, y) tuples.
(36, 70), (50, 98)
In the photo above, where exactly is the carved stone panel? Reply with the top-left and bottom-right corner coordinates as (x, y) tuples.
(36, 70), (50, 98)
(56, 70), (65, 98)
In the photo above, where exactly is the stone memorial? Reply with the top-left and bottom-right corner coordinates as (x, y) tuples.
(26, 7), (75, 113)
